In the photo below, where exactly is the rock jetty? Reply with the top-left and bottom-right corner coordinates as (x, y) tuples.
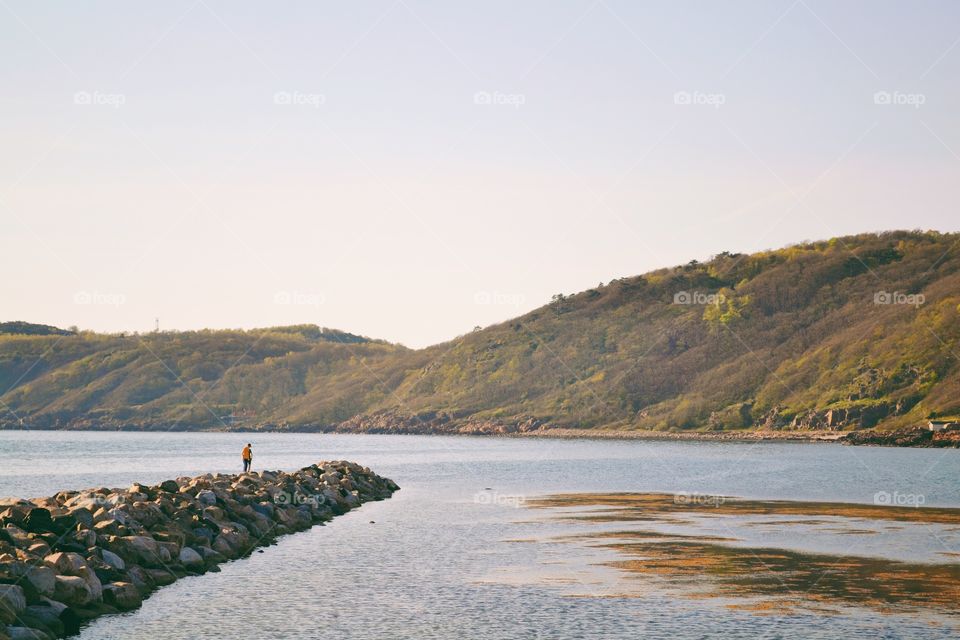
(0, 461), (398, 639)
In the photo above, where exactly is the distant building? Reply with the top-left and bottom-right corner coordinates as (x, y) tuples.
(928, 420), (957, 432)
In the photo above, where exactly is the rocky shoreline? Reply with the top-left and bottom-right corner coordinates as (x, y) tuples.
(0, 461), (398, 639)
(2, 410), (957, 448)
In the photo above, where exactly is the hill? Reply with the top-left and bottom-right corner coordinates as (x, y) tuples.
(1, 230), (959, 436)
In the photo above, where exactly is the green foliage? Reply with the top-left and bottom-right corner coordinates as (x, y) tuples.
(703, 289), (751, 328)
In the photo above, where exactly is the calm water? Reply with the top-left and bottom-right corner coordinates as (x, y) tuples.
(1, 431), (958, 639)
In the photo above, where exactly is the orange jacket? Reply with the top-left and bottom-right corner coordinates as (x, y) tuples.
(242, 446), (252, 460)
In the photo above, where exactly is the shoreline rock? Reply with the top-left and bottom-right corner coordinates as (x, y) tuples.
(0, 461), (398, 638)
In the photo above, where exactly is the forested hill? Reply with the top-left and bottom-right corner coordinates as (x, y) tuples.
(2, 230), (959, 434)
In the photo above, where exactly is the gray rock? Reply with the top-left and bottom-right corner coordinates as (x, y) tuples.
(53, 575), (93, 606)
(102, 582), (142, 610)
(157, 480), (180, 493)
(76, 566), (103, 601)
(0, 584), (26, 624)
(178, 546), (204, 568)
(100, 549), (125, 571)
(44, 551), (87, 575)
(21, 604), (65, 637)
(23, 566), (56, 598)
(121, 535), (160, 564)
(196, 490), (217, 506)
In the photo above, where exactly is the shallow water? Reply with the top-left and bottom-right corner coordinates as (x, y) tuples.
(1, 431), (958, 639)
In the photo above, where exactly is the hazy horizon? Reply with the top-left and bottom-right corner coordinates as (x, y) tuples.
(3, 1), (959, 347)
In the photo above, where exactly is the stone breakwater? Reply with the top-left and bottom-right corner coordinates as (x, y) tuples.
(0, 461), (398, 639)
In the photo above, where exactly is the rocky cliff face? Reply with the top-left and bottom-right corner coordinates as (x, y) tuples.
(0, 462), (398, 639)
(842, 426), (960, 448)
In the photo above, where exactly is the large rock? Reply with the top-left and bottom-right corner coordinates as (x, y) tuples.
(100, 549), (125, 571)
(145, 568), (175, 586)
(157, 480), (180, 494)
(67, 506), (94, 529)
(102, 582), (142, 610)
(76, 566), (103, 602)
(0, 584), (26, 624)
(211, 535), (237, 558)
(178, 546), (204, 568)
(196, 490), (217, 506)
(120, 535), (161, 565)
(20, 508), (54, 534)
(3, 525), (33, 550)
(52, 575), (94, 606)
(44, 551), (87, 575)
(124, 565), (154, 595)
(22, 566), (56, 598)
(20, 604), (66, 637)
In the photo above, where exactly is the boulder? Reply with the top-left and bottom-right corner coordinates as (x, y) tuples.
(178, 546), (204, 568)
(196, 490), (217, 506)
(102, 582), (142, 610)
(124, 565), (154, 595)
(44, 552), (87, 575)
(100, 549), (125, 571)
(211, 536), (237, 558)
(50, 513), (79, 535)
(194, 546), (225, 566)
(157, 542), (179, 562)
(52, 575), (94, 606)
(145, 569), (175, 586)
(21, 508), (55, 534)
(2, 525), (33, 550)
(126, 503), (163, 528)
(75, 566), (103, 602)
(121, 536), (160, 565)
(93, 519), (124, 537)
(0, 584), (26, 624)
(20, 604), (66, 637)
(22, 566), (56, 597)
(157, 480), (180, 494)
(66, 507), (94, 529)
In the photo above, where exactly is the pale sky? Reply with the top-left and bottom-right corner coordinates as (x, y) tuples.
(2, 1), (958, 347)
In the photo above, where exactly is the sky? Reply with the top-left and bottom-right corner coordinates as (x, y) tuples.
(1, 1), (958, 348)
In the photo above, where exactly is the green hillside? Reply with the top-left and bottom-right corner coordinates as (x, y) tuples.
(2, 231), (959, 434)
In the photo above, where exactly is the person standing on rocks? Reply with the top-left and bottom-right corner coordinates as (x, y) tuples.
(242, 443), (253, 472)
